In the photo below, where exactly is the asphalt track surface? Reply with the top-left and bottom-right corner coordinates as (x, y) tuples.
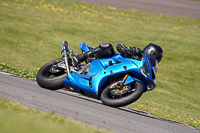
(0, 72), (199, 133)
(72, 0), (200, 18)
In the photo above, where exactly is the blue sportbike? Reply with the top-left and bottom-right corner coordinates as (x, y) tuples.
(36, 41), (157, 107)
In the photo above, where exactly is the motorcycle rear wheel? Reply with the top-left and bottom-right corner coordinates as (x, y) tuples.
(36, 58), (68, 90)
(100, 81), (144, 107)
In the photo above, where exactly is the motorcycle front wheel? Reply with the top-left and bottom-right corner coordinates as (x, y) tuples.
(36, 58), (68, 90)
(100, 81), (144, 107)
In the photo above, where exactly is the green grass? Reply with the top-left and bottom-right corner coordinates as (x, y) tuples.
(0, 99), (110, 133)
(0, 0), (200, 129)
(0, 63), (36, 79)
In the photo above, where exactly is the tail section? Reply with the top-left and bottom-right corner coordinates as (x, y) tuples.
(79, 42), (93, 53)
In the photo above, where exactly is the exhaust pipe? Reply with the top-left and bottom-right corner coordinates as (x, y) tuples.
(61, 41), (71, 75)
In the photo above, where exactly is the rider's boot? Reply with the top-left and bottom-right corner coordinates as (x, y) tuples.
(71, 51), (91, 67)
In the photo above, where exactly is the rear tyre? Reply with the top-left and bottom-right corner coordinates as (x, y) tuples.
(36, 58), (68, 90)
(100, 81), (144, 107)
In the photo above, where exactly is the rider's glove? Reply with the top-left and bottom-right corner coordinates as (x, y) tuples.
(116, 44), (129, 57)
(127, 47), (142, 55)
(127, 47), (142, 60)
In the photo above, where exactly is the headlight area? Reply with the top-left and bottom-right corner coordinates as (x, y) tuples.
(140, 62), (150, 78)
(139, 59), (157, 91)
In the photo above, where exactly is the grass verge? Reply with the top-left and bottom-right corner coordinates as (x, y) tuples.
(0, 0), (200, 129)
(0, 63), (36, 79)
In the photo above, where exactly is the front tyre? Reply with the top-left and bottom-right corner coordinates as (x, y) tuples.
(36, 58), (68, 90)
(100, 81), (144, 107)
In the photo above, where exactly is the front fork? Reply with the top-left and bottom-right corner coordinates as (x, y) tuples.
(110, 74), (129, 89)
(61, 41), (71, 75)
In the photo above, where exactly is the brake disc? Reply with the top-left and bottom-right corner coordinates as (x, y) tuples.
(110, 84), (131, 96)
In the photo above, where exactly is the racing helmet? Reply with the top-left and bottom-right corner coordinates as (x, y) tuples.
(143, 43), (163, 63)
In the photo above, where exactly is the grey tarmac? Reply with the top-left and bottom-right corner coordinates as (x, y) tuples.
(0, 72), (199, 133)
(72, 0), (200, 18)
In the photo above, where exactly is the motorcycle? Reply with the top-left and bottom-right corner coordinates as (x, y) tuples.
(36, 41), (157, 107)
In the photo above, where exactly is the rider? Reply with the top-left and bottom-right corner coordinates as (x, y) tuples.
(116, 43), (163, 72)
(71, 43), (163, 71)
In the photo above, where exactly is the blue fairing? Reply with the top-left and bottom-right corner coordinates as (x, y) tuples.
(63, 43), (156, 96)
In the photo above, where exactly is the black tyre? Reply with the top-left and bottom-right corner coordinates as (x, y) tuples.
(36, 58), (68, 90)
(100, 81), (144, 107)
